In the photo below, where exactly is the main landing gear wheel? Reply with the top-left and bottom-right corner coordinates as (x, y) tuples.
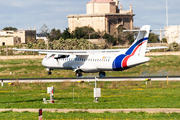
(76, 70), (82, 78)
(99, 71), (106, 78)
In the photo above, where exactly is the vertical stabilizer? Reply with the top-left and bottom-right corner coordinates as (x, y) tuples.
(125, 25), (150, 57)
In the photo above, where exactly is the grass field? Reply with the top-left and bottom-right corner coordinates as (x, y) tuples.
(0, 55), (180, 78)
(0, 81), (180, 109)
(1, 81), (180, 119)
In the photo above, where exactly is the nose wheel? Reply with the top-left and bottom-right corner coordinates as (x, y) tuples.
(47, 68), (53, 75)
(99, 71), (106, 78)
(76, 70), (82, 78)
(48, 71), (52, 75)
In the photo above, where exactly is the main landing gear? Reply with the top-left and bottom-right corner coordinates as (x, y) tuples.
(99, 71), (106, 78)
(76, 70), (82, 78)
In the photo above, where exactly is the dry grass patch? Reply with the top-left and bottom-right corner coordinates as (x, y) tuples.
(60, 81), (73, 90)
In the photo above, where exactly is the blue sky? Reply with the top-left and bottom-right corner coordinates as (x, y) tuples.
(0, 0), (179, 33)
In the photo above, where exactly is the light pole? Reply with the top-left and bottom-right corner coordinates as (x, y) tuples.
(166, 0), (169, 27)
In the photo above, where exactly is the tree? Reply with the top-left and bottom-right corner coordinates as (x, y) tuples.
(103, 33), (116, 45)
(126, 33), (134, 45)
(40, 23), (50, 34)
(62, 28), (71, 40)
(3, 27), (17, 31)
(97, 30), (105, 39)
(172, 42), (179, 51)
(117, 26), (128, 45)
(48, 28), (62, 41)
(149, 33), (160, 43)
(162, 38), (167, 43)
(50, 38), (98, 50)
(72, 26), (98, 39)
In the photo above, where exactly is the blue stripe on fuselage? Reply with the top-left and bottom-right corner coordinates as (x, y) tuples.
(112, 54), (127, 71)
(125, 37), (148, 55)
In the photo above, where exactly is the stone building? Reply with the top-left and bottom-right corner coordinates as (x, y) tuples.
(0, 29), (36, 46)
(67, 0), (134, 35)
(164, 25), (180, 44)
(0, 37), (21, 46)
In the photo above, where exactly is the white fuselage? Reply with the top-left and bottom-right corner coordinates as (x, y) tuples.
(42, 51), (150, 73)
(42, 53), (117, 73)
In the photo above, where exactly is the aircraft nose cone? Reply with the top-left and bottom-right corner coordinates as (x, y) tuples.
(42, 58), (46, 67)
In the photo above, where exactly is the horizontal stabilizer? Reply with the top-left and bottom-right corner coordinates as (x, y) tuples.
(123, 30), (146, 32)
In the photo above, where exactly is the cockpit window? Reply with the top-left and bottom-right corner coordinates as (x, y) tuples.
(54, 55), (70, 59)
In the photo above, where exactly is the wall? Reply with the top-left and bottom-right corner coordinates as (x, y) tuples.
(0, 37), (14, 46)
(0, 37), (21, 46)
(25, 30), (36, 44)
(145, 52), (180, 56)
(86, 2), (116, 14)
(14, 30), (26, 43)
(87, 39), (106, 44)
(68, 15), (106, 33)
(107, 15), (133, 34)
(164, 25), (180, 44)
(0, 55), (45, 60)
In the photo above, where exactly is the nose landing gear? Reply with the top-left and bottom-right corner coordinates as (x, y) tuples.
(76, 70), (82, 78)
(48, 71), (52, 75)
(47, 68), (53, 75)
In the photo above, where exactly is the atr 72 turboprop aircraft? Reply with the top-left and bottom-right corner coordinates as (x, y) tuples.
(13, 25), (165, 78)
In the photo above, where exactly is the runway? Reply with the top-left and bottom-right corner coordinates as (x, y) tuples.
(1, 76), (180, 83)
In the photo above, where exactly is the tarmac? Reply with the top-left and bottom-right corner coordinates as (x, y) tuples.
(1, 108), (180, 113)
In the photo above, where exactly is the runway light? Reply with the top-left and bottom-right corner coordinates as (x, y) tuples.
(78, 81), (84, 86)
(1, 80), (3, 87)
(145, 79), (151, 81)
(145, 79), (151, 85)
(8, 83), (14, 86)
(78, 81), (84, 83)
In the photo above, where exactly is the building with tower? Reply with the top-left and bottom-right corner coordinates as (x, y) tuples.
(67, 0), (134, 35)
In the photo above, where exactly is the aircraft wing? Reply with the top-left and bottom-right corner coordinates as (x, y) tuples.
(12, 48), (125, 56)
(13, 46), (167, 55)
